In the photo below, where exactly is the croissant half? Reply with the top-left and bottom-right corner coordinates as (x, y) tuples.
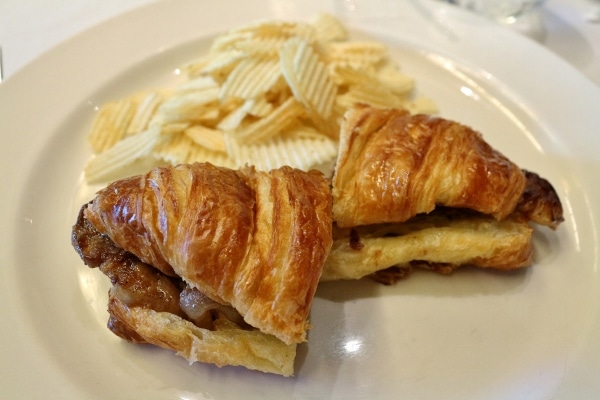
(324, 105), (563, 281)
(74, 162), (332, 375)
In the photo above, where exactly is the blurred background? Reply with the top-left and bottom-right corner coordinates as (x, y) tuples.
(0, 0), (599, 85)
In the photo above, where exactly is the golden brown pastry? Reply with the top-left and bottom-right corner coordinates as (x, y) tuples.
(332, 105), (527, 227)
(73, 162), (332, 375)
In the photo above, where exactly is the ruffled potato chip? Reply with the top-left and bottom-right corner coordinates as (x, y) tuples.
(85, 125), (162, 183)
(225, 130), (337, 171)
(232, 96), (305, 144)
(309, 12), (348, 43)
(83, 13), (436, 184)
(185, 125), (227, 153)
(219, 58), (282, 100)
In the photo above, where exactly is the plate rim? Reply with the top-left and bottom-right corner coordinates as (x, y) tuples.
(1, 0), (599, 398)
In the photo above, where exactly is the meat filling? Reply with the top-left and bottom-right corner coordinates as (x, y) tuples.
(71, 204), (245, 341)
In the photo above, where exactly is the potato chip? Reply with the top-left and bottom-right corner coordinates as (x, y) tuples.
(208, 21), (316, 61)
(152, 131), (191, 165)
(232, 37), (288, 59)
(328, 63), (373, 86)
(126, 92), (164, 136)
(330, 63), (415, 112)
(160, 122), (191, 136)
(155, 130), (234, 167)
(219, 58), (282, 100)
(83, 13), (436, 184)
(176, 76), (220, 93)
(376, 60), (415, 95)
(226, 131), (337, 171)
(310, 12), (348, 43)
(280, 37), (337, 124)
(325, 41), (388, 67)
(209, 30), (255, 54)
(186, 143), (236, 168)
(184, 50), (245, 81)
(88, 99), (136, 153)
(280, 131), (338, 169)
(232, 96), (305, 144)
(337, 84), (405, 110)
(152, 88), (219, 125)
(216, 97), (272, 131)
(246, 96), (274, 117)
(85, 125), (162, 183)
(280, 124), (330, 140)
(230, 20), (316, 42)
(154, 126), (232, 167)
(185, 125), (227, 153)
(216, 102), (250, 131)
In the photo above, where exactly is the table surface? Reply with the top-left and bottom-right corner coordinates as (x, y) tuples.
(1, 0), (599, 86)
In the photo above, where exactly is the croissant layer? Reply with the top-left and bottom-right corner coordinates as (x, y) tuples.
(332, 106), (527, 227)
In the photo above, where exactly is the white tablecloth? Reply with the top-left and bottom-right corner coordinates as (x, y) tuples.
(1, 0), (599, 85)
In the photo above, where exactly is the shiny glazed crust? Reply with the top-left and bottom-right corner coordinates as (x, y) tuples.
(84, 162), (333, 345)
(332, 106), (527, 227)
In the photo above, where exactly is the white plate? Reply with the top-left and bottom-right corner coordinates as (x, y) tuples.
(1, 0), (599, 399)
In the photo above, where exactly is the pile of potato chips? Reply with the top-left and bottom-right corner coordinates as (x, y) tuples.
(84, 13), (437, 184)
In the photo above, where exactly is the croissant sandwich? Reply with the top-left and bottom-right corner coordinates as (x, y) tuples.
(323, 105), (563, 282)
(71, 104), (564, 375)
(72, 162), (333, 376)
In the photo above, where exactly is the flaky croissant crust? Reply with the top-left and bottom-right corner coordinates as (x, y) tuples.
(332, 106), (527, 227)
(84, 162), (333, 345)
